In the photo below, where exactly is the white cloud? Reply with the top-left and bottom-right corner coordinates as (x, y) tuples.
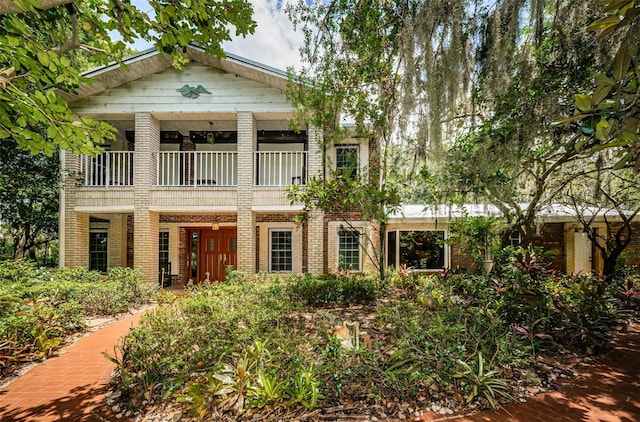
(223, 0), (303, 71)
(128, 0), (303, 72)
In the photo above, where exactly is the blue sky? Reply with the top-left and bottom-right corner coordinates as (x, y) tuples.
(130, 0), (303, 71)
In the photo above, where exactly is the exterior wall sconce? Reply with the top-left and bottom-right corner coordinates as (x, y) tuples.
(211, 218), (220, 231)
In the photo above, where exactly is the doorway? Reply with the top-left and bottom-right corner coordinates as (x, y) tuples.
(574, 231), (592, 275)
(187, 228), (237, 282)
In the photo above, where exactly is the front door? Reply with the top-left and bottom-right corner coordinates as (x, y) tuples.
(187, 228), (237, 283)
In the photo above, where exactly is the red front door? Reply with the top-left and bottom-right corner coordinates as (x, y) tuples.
(187, 228), (237, 283)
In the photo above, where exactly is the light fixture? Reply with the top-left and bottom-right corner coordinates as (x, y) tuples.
(211, 218), (219, 231)
(206, 121), (215, 144)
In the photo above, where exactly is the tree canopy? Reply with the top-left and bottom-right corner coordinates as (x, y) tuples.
(0, 0), (256, 155)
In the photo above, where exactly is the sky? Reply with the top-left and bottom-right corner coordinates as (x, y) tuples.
(130, 0), (305, 71)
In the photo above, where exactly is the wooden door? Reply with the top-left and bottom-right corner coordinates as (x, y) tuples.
(199, 228), (237, 282)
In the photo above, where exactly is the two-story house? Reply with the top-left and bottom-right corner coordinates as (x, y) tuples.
(59, 46), (376, 285)
(60, 46), (640, 283)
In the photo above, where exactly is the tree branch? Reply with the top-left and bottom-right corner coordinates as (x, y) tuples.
(0, 0), (72, 15)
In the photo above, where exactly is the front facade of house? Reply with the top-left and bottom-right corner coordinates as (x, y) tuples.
(60, 47), (639, 284)
(59, 47), (376, 284)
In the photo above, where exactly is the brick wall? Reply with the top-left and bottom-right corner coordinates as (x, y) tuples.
(536, 223), (566, 272)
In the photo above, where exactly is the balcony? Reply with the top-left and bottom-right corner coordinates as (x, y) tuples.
(157, 152), (238, 187)
(76, 151), (307, 188)
(77, 152), (133, 186)
(254, 151), (306, 186)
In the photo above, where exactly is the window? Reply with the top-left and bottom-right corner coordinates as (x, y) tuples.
(89, 230), (108, 272)
(387, 230), (446, 270)
(270, 230), (293, 272)
(336, 145), (359, 177)
(159, 231), (170, 271)
(508, 230), (521, 247)
(338, 230), (361, 271)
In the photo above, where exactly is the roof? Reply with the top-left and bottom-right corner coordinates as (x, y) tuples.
(59, 44), (291, 103)
(389, 204), (636, 222)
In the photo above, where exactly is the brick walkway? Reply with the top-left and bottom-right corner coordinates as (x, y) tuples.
(419, 322), (640, 421)
(1, 313), (638, 422)
(0, 310), (146, 422)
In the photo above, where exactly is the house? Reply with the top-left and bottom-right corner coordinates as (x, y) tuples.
(59, 47), (639, 284)
(59, 46), (374, 285)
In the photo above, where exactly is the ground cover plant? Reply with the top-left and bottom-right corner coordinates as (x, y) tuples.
(110, 258), (640, 420)
(0, 260), (158, 379)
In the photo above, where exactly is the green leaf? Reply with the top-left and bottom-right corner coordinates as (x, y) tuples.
(36, 50), (50, 67)
(574, 94), (593, 112)
(0, 129), (10, 138)
(587, 15), (621, 31)
(592, 83), (613, 105)
(612, 46), (631, 80)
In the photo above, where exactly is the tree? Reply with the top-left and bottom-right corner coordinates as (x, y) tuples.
(0, 0), (256, 155)
(286, 0), (405, 280)
(563, 163), (640, 282)
(432, 2), (619, 248)
(0, 139), (59, 260)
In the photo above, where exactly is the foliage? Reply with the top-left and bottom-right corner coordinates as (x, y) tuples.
(0, 139), (59, 260)
(286, 0), (405, 281)
(447, 216), (500, 272)
(286, 272), (377, 307)
(556, 0), (640, 169)
(110, 266), (638, 418)
(0, 262), (156, 378)
(0, 0), (256, 155)
(453, 352), (513, 409)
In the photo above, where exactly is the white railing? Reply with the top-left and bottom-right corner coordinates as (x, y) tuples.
(255, 151), (307, 186)
(78, 152), (133, 186)
(156, 152), (237, 186)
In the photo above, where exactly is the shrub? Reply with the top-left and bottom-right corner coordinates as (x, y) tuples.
(287, 273), (377, 306)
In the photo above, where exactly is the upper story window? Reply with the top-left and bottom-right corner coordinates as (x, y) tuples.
(336, 145), (359, 177)
(338, 229), (361, 271)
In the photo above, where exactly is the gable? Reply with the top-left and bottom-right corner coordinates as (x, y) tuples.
(70, 62), (293, 115)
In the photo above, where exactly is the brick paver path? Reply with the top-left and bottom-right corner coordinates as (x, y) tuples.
(419, 322), (640, 421)
(0, 310), (146, 422)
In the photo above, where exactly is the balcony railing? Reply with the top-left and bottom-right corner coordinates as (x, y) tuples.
(157, 151), (238, 186)
(78, 152), (133, 186)
(77, 151), (306, 188)
(255, 151), (307, 186)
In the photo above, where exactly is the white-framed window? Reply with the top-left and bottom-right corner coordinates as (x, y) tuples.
(269, 229), (293, 272)
(335, 145), (359, 177)
(338, 229), (361, 271)
(508, 230), (521, 247)
(387, 230), (447, 270)
(89, 229), (108, 272)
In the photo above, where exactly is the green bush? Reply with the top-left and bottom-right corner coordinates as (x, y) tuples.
(0, 262), (158, 378)
(287, 273), (377, 306)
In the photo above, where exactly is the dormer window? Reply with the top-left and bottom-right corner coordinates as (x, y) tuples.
(336, 145), (359, 177)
